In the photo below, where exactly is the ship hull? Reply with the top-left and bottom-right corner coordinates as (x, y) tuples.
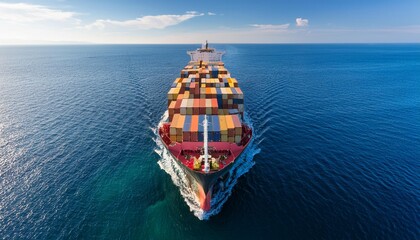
(172, 150), (234, 211)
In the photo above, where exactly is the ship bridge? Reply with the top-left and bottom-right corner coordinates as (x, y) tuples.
(187, 41), (225, 62)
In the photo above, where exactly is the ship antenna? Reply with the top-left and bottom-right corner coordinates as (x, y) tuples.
(203, 115), (210, 173)
(205, 40), (208, 49)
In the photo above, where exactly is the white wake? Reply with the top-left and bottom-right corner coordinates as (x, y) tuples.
(152, 111), (260, 220)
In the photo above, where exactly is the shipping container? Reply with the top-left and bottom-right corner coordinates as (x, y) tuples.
(176, 115), (185, 137)
(205, 99), (212, 114)
(190, 115), (199, 142)
(231, 114), (242, 135)
(219, 115), (227, 135)
(199, 99), (206, 114)
(198, 115), (204, 133)
(183, 124), (191, 141)
(170, 114), (179, 136)
(225, 115), (235, 137)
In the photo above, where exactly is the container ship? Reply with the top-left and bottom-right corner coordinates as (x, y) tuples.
(159, 42), (252, 211)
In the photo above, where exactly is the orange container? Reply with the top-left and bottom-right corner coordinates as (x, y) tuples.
(225, 115), (235, 137)
(205, 88), (211, 95)
(176, 115), (186, 137)
(170, 114), (179, 136)
(190, 115), (199, 132)
(168, 100), (176, 109)
(190, 115), (199, 141)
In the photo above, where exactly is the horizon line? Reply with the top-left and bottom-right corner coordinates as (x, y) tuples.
(1, 42), (420, 46)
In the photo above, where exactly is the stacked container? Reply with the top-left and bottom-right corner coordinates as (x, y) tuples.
(167, 62), (245, 144)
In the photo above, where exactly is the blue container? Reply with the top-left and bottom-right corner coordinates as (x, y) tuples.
(231, 88), (237, 94)
(185, 115), (192, 125)
(198, 132), (204, 142)
(218, 99), (223, 109)
(212, 116), (220, 131)
(233, 99), (244, 104)
(213, 132), (221, 142)
(228, 109), (239, 115)
(183, 123), (191, 133)
(212, 70), (218, 78)
(198, 115), (204, 133)
(198, 126), (203, 133)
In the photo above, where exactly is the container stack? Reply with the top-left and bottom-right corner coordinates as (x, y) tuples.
(167, 62), (245, 144)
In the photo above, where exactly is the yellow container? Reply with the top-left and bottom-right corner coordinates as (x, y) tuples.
(225, 115), (234, 130)
(225, 88), (232, 95)
(219, 115), (227, 135)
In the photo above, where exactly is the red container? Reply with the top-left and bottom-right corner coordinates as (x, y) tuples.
(211, 98), (218, 108)
(175, 99), (182, 112)
(183, 132), (191, 142)
(193, 99), (200, 114)
(190, 132), (197, 141)
(199, 99), (206, 114)
(231, 114), (242, 135)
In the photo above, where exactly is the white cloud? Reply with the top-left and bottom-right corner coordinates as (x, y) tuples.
(250, 24), (290, 30)
(0, 2), (77, 22)
(208, 12), (216, 16)
(296, 18), (309, 27)
(85, 11), (204, 30)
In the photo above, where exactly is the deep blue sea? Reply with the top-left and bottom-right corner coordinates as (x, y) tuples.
(0, 44), (419, 239)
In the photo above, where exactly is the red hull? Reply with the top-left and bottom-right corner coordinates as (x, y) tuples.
(159, 123), (252, 210)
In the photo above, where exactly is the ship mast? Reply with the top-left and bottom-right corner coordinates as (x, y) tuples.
(203, 115), (210, 173)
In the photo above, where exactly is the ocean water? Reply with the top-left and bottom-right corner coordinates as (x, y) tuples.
(0, 44), (419, 239)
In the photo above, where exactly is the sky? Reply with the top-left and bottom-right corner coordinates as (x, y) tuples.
(0, 0), (419, 44)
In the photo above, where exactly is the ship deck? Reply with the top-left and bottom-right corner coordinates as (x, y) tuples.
(159, 123), (252, 173)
